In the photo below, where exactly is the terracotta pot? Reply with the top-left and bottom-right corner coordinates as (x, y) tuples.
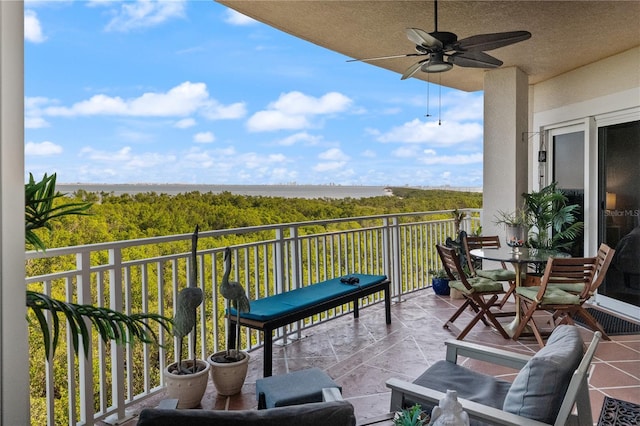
(208, 350), (250, 396)
(163, 359), (211, 409)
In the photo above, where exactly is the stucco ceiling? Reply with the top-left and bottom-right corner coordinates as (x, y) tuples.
(216, 0), (640, 92)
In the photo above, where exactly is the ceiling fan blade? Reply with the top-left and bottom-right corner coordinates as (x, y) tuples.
(401, 59), (427, 80)
(406, 28), (442, 50)
(447, 51), (503, 68)
(455, 31), (531, 52)
(346, 53), (423, 63)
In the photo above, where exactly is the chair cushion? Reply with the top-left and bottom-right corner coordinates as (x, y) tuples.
(516, 286), (580, 304)
(137, 400), (356, 426)
(502, 325), (584, 423)
(413, 360), (512, 410)
(449, 277), (503, 295)
(548, 282), (586, 294)
(476, 269), (516, 281)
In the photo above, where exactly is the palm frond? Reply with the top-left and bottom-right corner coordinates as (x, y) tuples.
(27, 290), (173, 359)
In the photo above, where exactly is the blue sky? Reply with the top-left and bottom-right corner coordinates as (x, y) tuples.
(24, 0), (484, 187)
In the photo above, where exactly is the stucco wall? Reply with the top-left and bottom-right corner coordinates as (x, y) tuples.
(533, 47), (640, 114)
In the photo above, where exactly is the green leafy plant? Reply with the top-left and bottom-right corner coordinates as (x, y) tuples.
(429, 268), (449, 279)
(26, 173), (172, 358)
(493, 208), (529, 227)
(522, 181), (584, 251)
(393, 404), (429, 426)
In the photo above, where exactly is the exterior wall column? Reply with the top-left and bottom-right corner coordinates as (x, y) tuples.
(0, 1), (30, 424)
(482, 67), (529, 237)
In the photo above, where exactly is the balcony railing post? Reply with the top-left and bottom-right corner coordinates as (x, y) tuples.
(76, 251), (95, 425)
(389, 216), (402, 300)
(108, 248), (130, 423)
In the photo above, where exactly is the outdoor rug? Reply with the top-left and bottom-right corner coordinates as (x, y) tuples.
(574, 308), (640, 336)
(597, 396), (640, 426)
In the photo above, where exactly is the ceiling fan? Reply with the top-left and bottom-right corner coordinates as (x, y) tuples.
(348, 0), (531, 79)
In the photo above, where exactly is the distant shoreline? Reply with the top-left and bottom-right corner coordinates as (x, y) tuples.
(57, 183), (481, 199)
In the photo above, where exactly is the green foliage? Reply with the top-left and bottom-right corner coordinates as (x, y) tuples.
(27, 290), (172, 359)
(521, 182), (584, 251)
(393, 404), (429, 426)
(25, 173), (92, 251)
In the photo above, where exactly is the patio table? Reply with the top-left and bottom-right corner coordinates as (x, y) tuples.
(470, 247), (570, 338)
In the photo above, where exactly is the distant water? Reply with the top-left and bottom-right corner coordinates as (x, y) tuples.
(57, 183), (394, 199)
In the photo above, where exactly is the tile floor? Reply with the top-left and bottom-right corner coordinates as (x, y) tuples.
(110, 290), (640, 426)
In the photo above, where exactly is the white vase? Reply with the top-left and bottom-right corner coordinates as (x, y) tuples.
(163, 359), (211, 409)
(208, 350), (250, 396)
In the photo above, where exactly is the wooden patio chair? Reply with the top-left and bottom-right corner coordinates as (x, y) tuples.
(388, 325), (601, 426)
(552, 243), (616, 340)
(513, 256), (598, 347)
(436, 244), (512, 340)
(463, 234), (517, 308)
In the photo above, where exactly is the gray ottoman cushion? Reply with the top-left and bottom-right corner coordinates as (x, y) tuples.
(256, 367), (341, 409)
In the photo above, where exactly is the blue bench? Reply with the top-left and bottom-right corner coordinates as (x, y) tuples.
(228, 274), (391, 377)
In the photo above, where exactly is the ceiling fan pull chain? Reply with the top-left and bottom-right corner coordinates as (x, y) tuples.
(425, 77), (431, 117)
(438, 74), (442, 125)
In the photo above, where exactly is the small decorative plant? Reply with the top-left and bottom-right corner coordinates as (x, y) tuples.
(393, 404), (429, 426)
(429, 269), (449, 279)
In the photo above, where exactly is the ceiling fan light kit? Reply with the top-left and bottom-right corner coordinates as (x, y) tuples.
(348, 1), (531, 79)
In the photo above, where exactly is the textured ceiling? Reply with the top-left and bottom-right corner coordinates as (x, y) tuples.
(217, 0), (640, 92)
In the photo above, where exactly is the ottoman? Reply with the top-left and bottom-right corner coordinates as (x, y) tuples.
(256, 367), (341, 409)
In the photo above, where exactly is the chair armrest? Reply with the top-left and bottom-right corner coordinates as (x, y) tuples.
(322, 387), (343, 402)
(444, 340), (531, 369)
(386, 378), (549, 426)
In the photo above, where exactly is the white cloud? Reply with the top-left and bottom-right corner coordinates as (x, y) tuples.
(25, 117), (50, 129)
(375, 119), (483, 145)
(319, 148), (349, 162)
(361, 150), (376, 158)
(40, 81), (245, 121)
(313, 161), (346, 172)
(194, 131), (215, 143)
(276, 132), (322, 146)
(418, 152), (483, 165)
(224, 9), (257, 26)
(174, 118), (196, 128)
(80, 146), (177, 169)
(201, 101), (247, 120)
(103, 0), (187, 32)
(25, 141), (62, 156)
(247, 91), (353, 132)
(25, 10), (46, 43)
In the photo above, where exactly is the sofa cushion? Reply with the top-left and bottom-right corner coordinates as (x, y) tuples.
(502, 325), (584, 423)
(137, 400), (356, 426)
(413, 360), (512, 409)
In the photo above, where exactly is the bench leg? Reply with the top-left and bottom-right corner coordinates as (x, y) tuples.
(353, 299), (360, 318)
(385, 284), (391, 324)
(263, 328), (273, 377)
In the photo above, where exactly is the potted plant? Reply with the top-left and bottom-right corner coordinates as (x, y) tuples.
(429, 269), (450, 296)
(522, 181), (584, 252)
(393, 403), (429, 426)
(208, 247), (251, 396)
(163, 225), (211, 408)
(493, 208), (529, 252)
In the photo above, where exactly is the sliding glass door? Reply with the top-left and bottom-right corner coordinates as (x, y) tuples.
(597, 120), (640, 315)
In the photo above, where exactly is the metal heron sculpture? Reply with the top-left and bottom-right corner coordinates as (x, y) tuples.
(173, 225), (203, 374)
(220, 247), (250, 359)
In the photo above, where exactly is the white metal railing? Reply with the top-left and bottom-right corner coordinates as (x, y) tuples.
(25, 209), (480, 425)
